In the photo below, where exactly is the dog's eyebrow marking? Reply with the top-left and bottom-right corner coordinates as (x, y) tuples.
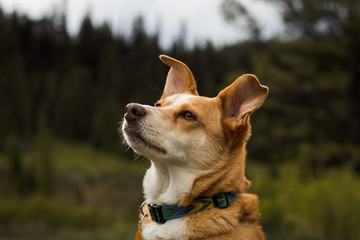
(166, 94), (197, 108)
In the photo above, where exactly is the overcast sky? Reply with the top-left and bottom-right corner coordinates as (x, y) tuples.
(0, 0), (284, 48)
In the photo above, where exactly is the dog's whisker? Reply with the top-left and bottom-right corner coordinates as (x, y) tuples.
(153, 87), (163, 96)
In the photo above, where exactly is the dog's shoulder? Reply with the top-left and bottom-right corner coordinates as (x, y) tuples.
(210, 193), (264, 240)
(237, 193), (261, 223)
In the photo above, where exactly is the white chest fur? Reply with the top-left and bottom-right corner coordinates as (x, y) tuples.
(143, 162), (199, 205)
(142, 162), (200, 240)
(142, 219), (188, 240)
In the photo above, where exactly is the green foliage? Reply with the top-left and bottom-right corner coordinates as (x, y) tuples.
(0, 142), (144, 239)
(1, 142), (359, 240)
(0, 195), (112, 229)
(247, 163), (360, 240)
(1, 2), (358, 170)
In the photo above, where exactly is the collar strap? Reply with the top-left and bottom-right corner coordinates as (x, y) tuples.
(147, 192), (236, 224)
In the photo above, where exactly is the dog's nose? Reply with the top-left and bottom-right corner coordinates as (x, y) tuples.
(125, 103), (147, 121)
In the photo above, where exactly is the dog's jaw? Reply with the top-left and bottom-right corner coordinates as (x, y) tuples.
(123, 122), (167, 155)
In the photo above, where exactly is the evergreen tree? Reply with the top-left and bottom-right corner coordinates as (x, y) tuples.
(269, 0), (360, 144)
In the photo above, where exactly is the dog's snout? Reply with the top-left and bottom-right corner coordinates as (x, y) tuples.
(125, 103), (147, 121)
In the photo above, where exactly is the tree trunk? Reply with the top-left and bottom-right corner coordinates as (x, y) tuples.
(348, 56), (360, 143)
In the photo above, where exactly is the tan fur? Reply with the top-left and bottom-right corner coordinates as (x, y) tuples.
(124, 55), (268, 240)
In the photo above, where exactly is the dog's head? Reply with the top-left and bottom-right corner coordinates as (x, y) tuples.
(122, 55), (268, 172)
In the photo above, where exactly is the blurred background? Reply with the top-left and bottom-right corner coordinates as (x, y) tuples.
(0, 0), (359, 239)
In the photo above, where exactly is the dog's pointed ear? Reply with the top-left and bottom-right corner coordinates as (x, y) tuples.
(159, 55), (198, 98)
(218, 74), (268, 129)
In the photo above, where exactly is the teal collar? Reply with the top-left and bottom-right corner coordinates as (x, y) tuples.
(144, 192), (236, 224)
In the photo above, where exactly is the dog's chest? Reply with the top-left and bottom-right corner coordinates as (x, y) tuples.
(141, 164), (199, 239)
(142, 219), (188, 240)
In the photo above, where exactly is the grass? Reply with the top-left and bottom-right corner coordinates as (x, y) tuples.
(247, 162), (360, 240)
(53, 142), (145, 176)
(0, 141), (147, 240)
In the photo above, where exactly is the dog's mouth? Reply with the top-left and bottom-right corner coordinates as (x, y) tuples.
(124, 126), (167, 154)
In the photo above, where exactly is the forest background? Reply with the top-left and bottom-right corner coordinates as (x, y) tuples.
(0, 0), (359, 239)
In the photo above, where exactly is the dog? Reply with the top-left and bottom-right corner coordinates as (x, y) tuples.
(122, 55), (268, 240)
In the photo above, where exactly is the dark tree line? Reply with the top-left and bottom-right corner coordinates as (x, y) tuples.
(0, 1), (359, 172)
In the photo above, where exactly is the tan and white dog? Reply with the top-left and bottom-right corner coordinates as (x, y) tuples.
(122, 55), (268, 240)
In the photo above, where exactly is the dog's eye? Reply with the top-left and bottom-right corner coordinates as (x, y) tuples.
(182, 111), (195, 120)
(155, 103), (161, 108)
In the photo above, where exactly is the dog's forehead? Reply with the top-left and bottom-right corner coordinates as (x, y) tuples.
(165, 94), (197, 107)
(161, 94), (221, 115)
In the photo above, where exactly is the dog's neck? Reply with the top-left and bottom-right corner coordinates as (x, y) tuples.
(142, 145), (250, 207)
(143, 161), (202, 205)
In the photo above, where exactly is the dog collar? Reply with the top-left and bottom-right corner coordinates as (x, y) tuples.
(145, 192), (236, 224)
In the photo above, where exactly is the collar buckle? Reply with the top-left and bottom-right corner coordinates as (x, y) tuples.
(148, 203), (167, 224)
(212, 192), (230, 208)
